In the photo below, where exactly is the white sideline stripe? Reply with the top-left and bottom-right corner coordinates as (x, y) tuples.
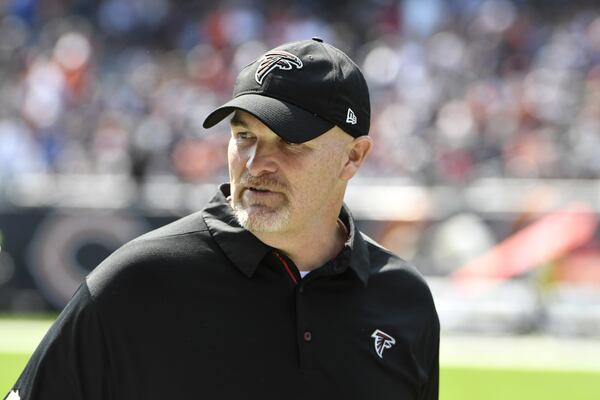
(441, 334), (600, 372)
(1, 319), (600, 372)
(0, 320), (52, 353)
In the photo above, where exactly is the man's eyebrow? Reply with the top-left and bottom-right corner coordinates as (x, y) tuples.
(229, 114), (248, 128)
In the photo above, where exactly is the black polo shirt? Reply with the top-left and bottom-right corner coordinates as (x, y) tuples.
(6, 184), (439, 400)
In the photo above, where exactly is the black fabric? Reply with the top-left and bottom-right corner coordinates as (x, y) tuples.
(201, 94), (334, 144)
(203, 38), (371, 141)
(5, 184), (439, 400)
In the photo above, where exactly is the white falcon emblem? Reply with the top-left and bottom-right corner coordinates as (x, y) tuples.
(6, 390), (21, 400)
(371, 329), (396, 359)
(255, 50), (303, 84)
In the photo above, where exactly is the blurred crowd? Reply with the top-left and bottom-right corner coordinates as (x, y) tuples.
(1, 0), (600, 187)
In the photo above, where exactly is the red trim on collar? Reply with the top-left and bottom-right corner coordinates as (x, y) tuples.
(274, 252), (299, 285)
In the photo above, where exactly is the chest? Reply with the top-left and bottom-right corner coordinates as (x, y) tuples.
(107, 270), (430, 399)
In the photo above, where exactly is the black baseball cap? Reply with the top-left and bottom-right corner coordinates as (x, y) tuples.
(202, 37), (370, 143)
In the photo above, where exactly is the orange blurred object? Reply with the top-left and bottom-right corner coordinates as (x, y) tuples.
(553, 249), (600, 285)
(453, 203), (598, 281)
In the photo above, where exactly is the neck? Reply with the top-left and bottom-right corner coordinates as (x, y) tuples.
(256, 207), (348, 272)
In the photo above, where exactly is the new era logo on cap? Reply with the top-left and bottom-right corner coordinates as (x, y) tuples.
(346, 108), (357, 125)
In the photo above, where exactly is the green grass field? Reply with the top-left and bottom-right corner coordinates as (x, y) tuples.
(441, 366), (600, 400)
(1, 317), (599, 399)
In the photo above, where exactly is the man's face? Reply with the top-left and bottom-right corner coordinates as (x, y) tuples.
(227, 111), (350, 234)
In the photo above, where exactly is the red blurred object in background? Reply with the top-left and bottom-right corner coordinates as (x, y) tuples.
(453, 203), (598, 281)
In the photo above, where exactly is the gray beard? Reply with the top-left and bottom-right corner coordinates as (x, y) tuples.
(232, 204), (291, 233)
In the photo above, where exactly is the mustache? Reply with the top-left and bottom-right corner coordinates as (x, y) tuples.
(240, 174), (288, 193)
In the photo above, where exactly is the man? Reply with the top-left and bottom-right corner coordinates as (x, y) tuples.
(5, 38), (439, 400)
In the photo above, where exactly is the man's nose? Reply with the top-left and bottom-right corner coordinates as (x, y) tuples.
(246, 141), (278, 176)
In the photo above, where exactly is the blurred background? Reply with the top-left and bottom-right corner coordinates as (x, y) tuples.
(0, 0), (600, 398)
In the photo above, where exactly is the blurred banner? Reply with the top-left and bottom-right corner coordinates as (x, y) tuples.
(1, 176), (600, 337)
(0, 206), (168, 310)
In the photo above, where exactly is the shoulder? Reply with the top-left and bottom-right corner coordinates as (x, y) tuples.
(132, 210), (210, 242)
(86, 211), (216, 297)
(363, 232), (422, 279)
(363, 233), (437, 311)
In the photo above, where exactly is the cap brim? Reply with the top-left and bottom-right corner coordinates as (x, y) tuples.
(202, 94), (334, 144)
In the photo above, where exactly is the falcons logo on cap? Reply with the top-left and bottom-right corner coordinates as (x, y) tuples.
(371, 329), (396, 359)
(255, 51), (303, 85)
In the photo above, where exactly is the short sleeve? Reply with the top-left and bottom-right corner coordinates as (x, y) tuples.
(4, 283), (112, 400)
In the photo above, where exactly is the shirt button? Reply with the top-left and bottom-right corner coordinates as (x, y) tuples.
(303, 331), (312, 342)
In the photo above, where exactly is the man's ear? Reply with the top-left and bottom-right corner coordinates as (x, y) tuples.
(339, 136), (373, 181)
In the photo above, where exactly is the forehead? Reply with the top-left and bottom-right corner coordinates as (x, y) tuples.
(230, 111), (283, 140)
(230, 110), (267, 129)
(230, 110), (349, 148)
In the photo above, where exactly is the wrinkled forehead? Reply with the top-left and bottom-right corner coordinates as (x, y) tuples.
(230, 110), (353, 148)
(230, 110), (261, 128)
(229, 110), (281, 139)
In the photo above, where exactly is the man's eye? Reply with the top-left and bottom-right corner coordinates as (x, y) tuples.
(283, 139), (300, 147)
(235, 132), (253, 140)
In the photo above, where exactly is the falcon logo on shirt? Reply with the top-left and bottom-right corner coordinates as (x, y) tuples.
(6, 390), (20, 400)
(255, 51), (303, 85)
(371, 329), (395, 358)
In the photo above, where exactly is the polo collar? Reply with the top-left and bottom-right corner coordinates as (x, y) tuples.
(339, 204), (371, 286)
(202, 183), (371, 285)
(202, 184), (270, 278)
